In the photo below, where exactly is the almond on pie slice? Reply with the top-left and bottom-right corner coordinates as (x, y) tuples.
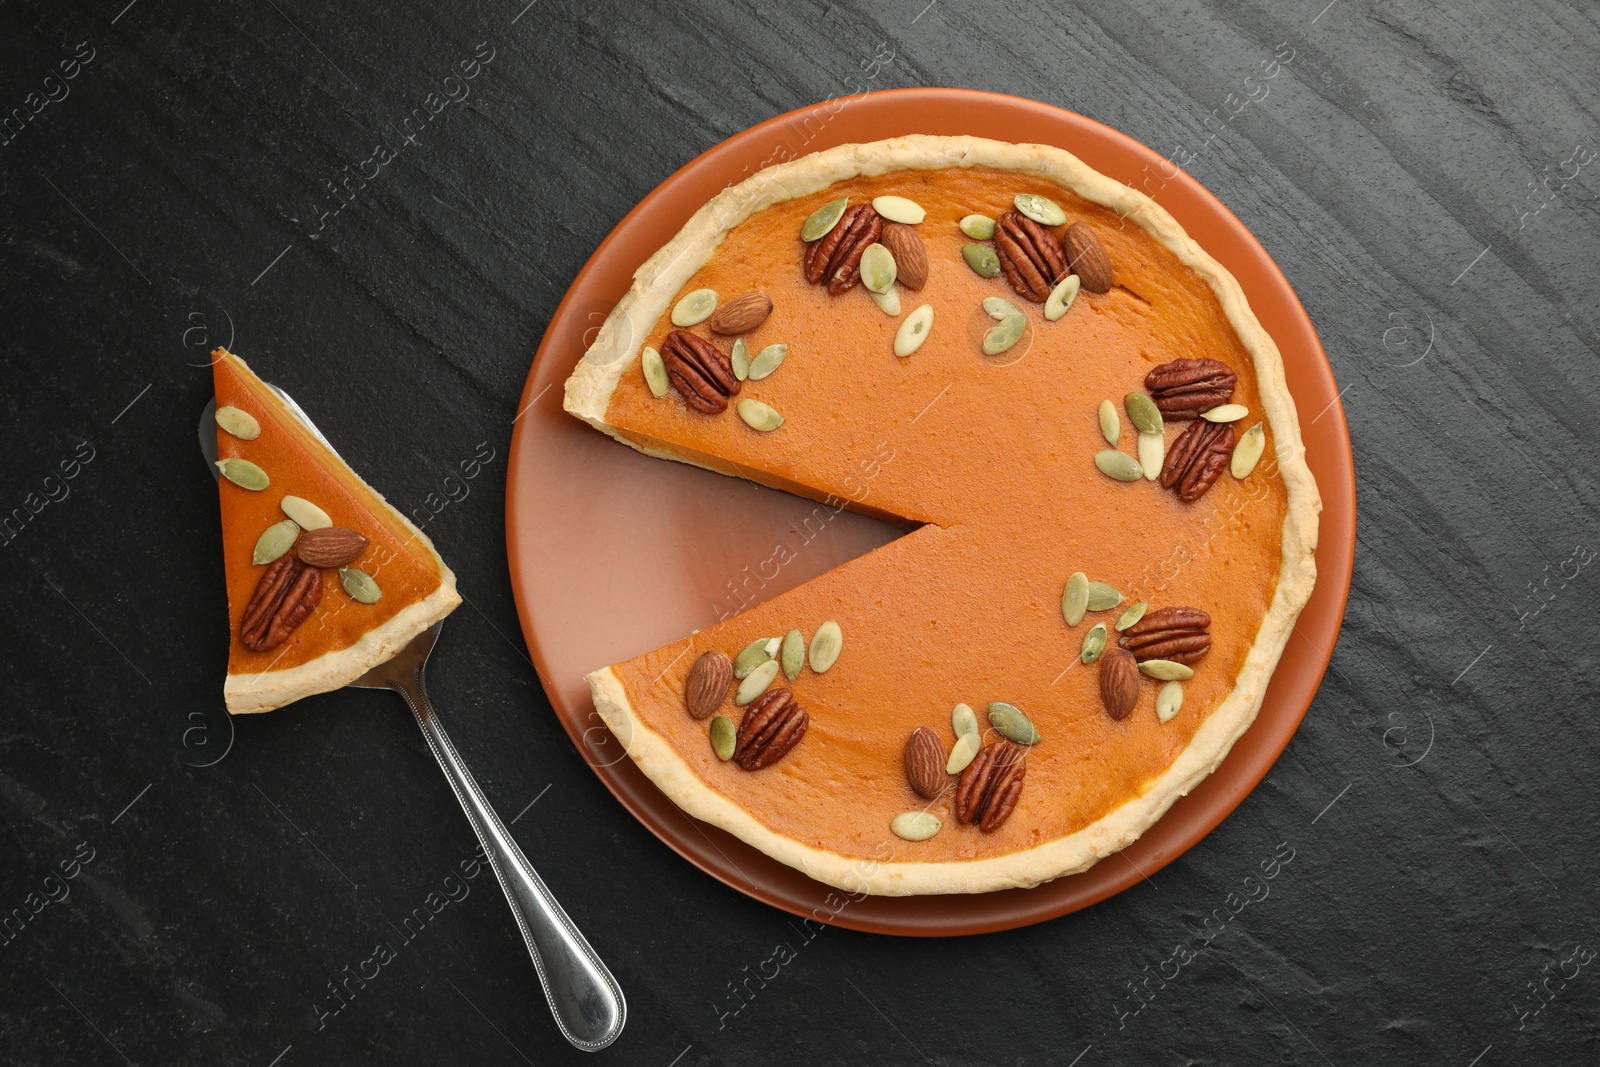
(211, 348), (460, 714)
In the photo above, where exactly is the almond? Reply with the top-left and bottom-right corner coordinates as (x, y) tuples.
(903, 726), (948, 798)
(708, 291), (773, 335)
(880, 222), (928, 290)
(1099, 646), (1140, 721)
(1063, 222), (1114, 294)
(684, 650), (733, 719)
(295, 526), (368, 568)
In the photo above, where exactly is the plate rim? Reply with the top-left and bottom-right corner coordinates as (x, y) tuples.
(506, 87), (1355, 936)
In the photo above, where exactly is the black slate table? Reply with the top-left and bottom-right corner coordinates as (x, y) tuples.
(3, 1), (1598, 1064)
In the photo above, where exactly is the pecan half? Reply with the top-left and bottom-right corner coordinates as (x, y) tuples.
(1145, 358), (1237, 419)
(955, 742), (1026, 831)
(734, 687), (808, 770)
(994, 210), (1067, 302)
(1120, 607), (1212, 663)
(803, 203), (882, 295)
(240, 556), (322, 652)
(1160, 419), (1235, 502)
(661, 330), (740, 414)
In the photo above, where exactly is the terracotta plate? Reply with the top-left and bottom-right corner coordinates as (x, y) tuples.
(505, 89), (1354, 936)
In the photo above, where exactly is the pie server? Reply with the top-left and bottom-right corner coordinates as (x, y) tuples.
(200, 392), (626, 1052)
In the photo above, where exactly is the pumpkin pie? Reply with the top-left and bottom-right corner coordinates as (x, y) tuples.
(563, 136), (1319, 895)
(212, 348), (460, 714)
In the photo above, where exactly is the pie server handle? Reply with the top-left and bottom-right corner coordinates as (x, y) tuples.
(384, 658), (627, 1051)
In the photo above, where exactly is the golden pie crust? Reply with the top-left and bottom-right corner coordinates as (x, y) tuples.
(563, 136), (1320, 895)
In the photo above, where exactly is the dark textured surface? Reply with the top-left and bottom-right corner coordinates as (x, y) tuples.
(3, 0), (1598, 1063)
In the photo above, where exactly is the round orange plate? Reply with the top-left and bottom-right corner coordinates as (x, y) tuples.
(506, 89), (1354, 936)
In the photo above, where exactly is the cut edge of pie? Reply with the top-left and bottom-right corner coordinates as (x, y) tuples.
(562, 135), (1321, 895)
(214, 349), (462, 715)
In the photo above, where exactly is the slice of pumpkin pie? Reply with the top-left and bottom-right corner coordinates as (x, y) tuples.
(211, 348), (460, 714)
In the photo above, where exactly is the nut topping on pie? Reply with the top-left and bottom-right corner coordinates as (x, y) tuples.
(1099, 646), (1140, 721)
(1062, 221), (1114, 294)
(903, 726), (948, 798)
(1120, 607), (1213, 663)
(684, 650), (733, 719)
(295, 526), (369, 568)
(734, 687), (809, 770)
(954, 742), (1026, 831)
(879, 223), (929, 290)
(1161, 420), (1235, 502)
(241, 556), (322, 652)
(1146, 358), (1238, 418)
(708, 291), (773, 335)
(994, 210), (1067, 302)
(661, 330), (741, 413)
(803, 203), (882, 294)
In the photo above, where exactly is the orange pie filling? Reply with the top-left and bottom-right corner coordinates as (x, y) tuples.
(570, 158), (1309, 878)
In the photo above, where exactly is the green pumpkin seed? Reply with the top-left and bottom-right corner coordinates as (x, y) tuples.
(1080, 622), (1108, 664)
(1062, 571), (1090, 626)
(988, 702), (1040, 745)
(951, 703), (979, 740)
(781, 629), (804, 681)
(859, 242), (897, 293)
(872, 195), (926, 224)
(801, 198), (848, 242)
(1140, 659), (1195, 681)
(216, 458), (269, 491)
(1044, 274), (1081, 321)
(1098, 399), (1120, 444)
(736, 398), (784, 432)
(1201, 403), (1249, 423)
(1086, 581), (1123, 611)
(894, 304), (934, 357)
(1095, 449), (1143, 482)
(959, 214), (996, 240)
(808, 620), (842, 673)
(252, 519), (300, 566)
(641, 346), (670, 397)
(731, 338), (751, 381)
(945, 731), (980, 774)
(734, 638), (775, 678)
(1156, 682), (1183, 723)
(891, 811), (943, 842)
(710, 715), (737, 760)
(962, 243), (1001, 278)
(871, 286), (902, 316)
(215, 405), (261, 441)
(982, 315), (1026, 356)
(339, 566), (382, 604)
(748, 344), (788, 381)
(982, 296), (1023, 321)
(671, 288), (718, 327)
(1137, 432), (1164, 481)
(1232, 422), (1266, 478)
(735, 659), (780, 704)
(280, 495), (331, 530)
(1116, 601), (1148, 631)
(1124, 393), (1164, 435)
(1014, 192), (1067, 227)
